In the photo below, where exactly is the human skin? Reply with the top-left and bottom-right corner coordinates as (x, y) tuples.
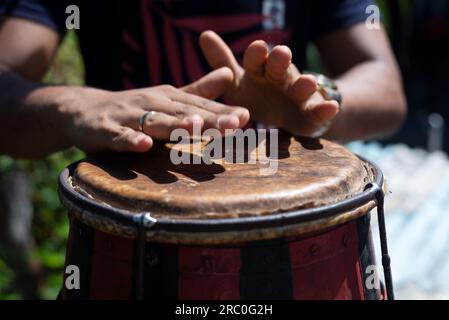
(0, 16), (406, 158)
(199, 24), (406, 142)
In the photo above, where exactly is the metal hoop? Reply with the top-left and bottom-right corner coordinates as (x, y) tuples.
(58, 156), (394, 300)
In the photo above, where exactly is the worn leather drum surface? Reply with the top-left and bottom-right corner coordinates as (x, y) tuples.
(60, 133), (385, 300)
(71, 133), (374, 220)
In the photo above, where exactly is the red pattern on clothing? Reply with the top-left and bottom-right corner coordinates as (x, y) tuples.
(129, 0), (290, 88)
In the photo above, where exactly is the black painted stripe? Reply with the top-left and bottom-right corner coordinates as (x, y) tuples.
(135, 242), (178, 300)
(62, 218), (94, 300)
(357, 214), (380, 300)
(240, 239), (293, 300)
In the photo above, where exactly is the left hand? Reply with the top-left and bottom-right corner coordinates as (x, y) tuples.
(199, 30), (340, 137)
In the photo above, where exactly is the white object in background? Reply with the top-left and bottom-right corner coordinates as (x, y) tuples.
(427, 113), (445, 152)
(262, 0), (285, 50)
(262, 0), (285, 31)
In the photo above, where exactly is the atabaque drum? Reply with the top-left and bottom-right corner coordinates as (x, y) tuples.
(58, 133), (393, 300)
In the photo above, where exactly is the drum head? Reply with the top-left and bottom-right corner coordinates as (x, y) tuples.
(70, 133), (374, 220)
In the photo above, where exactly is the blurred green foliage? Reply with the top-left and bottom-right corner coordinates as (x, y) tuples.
(0, 31), (85, 300)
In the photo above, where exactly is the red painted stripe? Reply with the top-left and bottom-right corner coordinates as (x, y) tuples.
(141, 0), (161, 85)
(122, 30), (144, 54)
(289, 221), (365, 300)
(122, 77), (136, 90)
(172, 14), (265, 33)
(183, 31), (204, 84)
(228, 29), (292, 54)
(89, 231), (134, 300)
(164, 16), (184, 87)
(178, 247), (241, 300)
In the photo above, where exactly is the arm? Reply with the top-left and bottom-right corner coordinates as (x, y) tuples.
(199, 31), (339, 138)
(317, 23), (407, 142)
(0, 17), (249, 158)
(199, 24), (406, 142)
(0, 16), (69, 157)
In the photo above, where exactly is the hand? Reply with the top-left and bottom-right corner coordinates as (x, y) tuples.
(58, 67), (249, 153)
(199, 31), (339, 137)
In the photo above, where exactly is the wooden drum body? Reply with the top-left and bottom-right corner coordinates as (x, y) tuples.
(58, 135), (391, 300)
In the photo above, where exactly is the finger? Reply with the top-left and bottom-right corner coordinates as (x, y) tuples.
(303, 99), (340, 125)
(110, 127), (153, 153)
(135, 96), (219, 130)
(142, 111), (204, 139)
(243, 40), (269, 77)
(167, 100), (241, 133)
(117, 107), (147, 129)
(265, 45), (292, 85)
(287, 74), (318, 103)
(296, 100), (339, 137)
(169, 91), (250, 128)
(181, 67), (234, 100)
(199, 30), (241, 74)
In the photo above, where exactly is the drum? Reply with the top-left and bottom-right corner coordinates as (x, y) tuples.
(58, 133), (393, 300)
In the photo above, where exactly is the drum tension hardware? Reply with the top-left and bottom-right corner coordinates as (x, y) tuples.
(372, 182), (394, 300)
(60, 156), (394, 300)
(134, 213), (157, 300)
(131, 182), (394, 301)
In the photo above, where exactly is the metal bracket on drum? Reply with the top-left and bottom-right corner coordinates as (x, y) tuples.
(59, 157), (394, 300)
(370, 182), (394, 300)
(133, 213), (157, 300)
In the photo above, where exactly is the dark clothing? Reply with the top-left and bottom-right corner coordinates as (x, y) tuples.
(0, 0), (373, 90)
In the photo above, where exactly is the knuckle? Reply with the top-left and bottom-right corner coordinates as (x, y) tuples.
(113, 103), (128, 112)
(198, 98), (220, 112)
(173, 105), (187, 117)
(160, 84), (175, 92)
(97, 112), (109, 123)
(112, 128), (130, 142)
(204, 114), (217, 126)
(198, 99), (211, 109)
(265, 71), (282, 83)
(87, 113), (110, 132)
(129, 93), (150, 109)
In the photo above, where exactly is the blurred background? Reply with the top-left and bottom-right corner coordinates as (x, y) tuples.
(0, 32), (84, 299)
(1, 0), (449, 299)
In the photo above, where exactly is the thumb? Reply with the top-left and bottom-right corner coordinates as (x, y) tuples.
(181, 67), (234, 100)
(305, 100), (340, 125)
(199, 30), (241, 74)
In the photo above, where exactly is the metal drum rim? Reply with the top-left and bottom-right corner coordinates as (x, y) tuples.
(58, 155), (383, 233)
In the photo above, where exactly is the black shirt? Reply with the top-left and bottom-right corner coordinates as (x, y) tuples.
(0, 0), (374, 91)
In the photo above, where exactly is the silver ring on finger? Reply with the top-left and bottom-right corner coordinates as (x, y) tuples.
(138, 111), (159, 133)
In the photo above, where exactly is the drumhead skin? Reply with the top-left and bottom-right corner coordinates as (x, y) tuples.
(71, 133), (374, 220)
(60, 133), (389, 300)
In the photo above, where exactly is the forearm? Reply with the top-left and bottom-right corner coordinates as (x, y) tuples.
(0, 63), (249, 158)
(325, 60), (407, 142)
(0, 65), (77, 158)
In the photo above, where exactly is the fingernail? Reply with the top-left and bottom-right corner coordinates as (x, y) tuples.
(217, 116), (239, 130)
(136, 134), (148, 144)
(189, 114), (203, 125)
(217, 116), (231, 130)
(184, 115), (204, 131)
(233, 109), (250, 123)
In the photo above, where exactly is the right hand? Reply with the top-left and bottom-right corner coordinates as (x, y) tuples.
(58, 67), (249, 153)
(199, 31), (339, 137)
